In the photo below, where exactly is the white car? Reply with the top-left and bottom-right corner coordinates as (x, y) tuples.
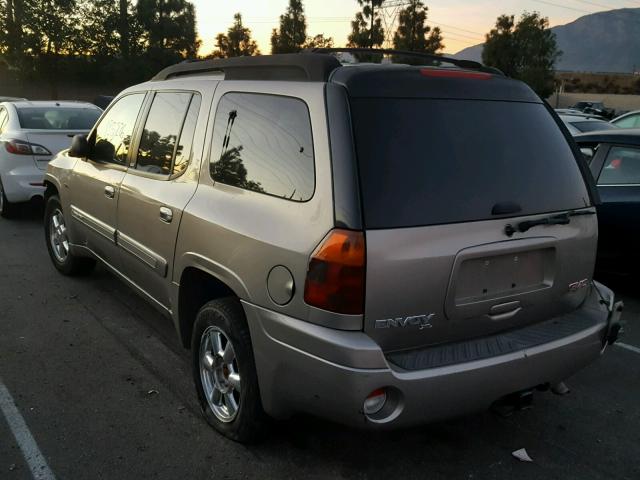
(558, 114), (618, 136)
(0, 100), (102, 217)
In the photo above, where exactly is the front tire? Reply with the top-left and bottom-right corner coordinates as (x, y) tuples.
(191, 297), (266, 443)
(44, 195), (96, 276)
(0, 178), (18, 219)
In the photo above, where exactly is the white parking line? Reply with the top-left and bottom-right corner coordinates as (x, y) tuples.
(0, 379), (56, 480)
(616, 343), (640, 355)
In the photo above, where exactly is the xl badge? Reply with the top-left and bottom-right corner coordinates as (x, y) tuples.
(375, 314), (435, 330)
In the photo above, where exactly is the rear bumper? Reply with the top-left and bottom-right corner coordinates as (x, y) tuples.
(0, 160), (45, 202)
(244, 282), (615, 428)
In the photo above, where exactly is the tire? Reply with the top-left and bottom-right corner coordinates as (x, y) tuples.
(44, 195), (96, 276)
(0, 178), (18, 219)
(191, 297), (267, 443)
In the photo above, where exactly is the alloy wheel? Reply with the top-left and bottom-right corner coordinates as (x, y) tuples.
(199, 326), (241, 422)
(49, 208), (70, 262)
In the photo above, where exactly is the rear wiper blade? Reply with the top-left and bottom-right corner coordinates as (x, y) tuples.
(505, 210), (595, 237)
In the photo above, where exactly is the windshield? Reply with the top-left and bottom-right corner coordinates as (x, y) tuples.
(351, 99), (590, 229)
(17, 107), (101, 130)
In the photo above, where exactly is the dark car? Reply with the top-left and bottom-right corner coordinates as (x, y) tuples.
(572, 101), (615, 120)
(575, 129), (640, 273)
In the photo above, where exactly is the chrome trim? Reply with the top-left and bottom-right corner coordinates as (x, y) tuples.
(70, 205), (116, 242)
(597, 183), (640, 187)
(117, 231), (168, 277)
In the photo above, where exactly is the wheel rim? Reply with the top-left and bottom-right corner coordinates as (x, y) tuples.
(199, 326), (241, 423)
(49, 208), (70, 263)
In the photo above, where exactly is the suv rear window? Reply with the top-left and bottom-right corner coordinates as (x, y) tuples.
(351, 99), (590, 229)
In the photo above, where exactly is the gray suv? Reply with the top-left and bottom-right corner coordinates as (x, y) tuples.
(43, 50), (622, 442)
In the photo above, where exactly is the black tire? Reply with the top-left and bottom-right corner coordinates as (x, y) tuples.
(44, 195), (96, 276)
(191, 297), (267, 443)
(0, 178), (18, 219)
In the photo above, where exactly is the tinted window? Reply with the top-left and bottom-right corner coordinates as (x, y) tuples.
(173, 95), (201, 176)
(136, 92), (192, 175)
(210, 93), (314, 201)
(572, 121), (617, 133)
(598, 146), (640, 185)
(17, 107), (101, 130)
(351, 99), (590, 229)
(91, 94), (145, 164)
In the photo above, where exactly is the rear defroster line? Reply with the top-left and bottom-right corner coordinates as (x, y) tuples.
(0, 378), (56, 480)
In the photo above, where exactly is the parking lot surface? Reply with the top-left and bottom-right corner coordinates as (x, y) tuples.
(1, 208), (639, 480)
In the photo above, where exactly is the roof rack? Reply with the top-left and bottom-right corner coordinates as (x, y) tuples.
(151, 48), (502, 83)
(307, 47), (504, 75)
(151, 53), (342, 82)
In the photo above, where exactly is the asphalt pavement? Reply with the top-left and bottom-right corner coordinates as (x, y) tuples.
(1, 206), (639, 480)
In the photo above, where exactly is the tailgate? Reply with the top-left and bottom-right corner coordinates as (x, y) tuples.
(364, 213), (597, 351)
(348, 92), (597, 353)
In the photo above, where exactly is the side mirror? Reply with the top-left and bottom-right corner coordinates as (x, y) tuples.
(69, 134), (89, 158)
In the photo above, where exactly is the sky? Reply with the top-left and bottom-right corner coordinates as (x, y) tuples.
(190, 0), (628, 55)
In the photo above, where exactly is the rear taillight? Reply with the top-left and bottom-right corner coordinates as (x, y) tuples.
(4, 139), (52, 155)
(304, 229), (365, 315)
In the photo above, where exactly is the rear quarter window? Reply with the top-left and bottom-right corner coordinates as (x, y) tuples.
(209, 92), (315, 202)
(351, 99), (590, 228)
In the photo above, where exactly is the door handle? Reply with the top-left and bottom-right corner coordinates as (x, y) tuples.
(159, 206), (173, 223)
(104, 185), (115, 199)
(487, 307), (522, 322)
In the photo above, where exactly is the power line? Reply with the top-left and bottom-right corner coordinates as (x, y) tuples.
(531, 0), (595, 13)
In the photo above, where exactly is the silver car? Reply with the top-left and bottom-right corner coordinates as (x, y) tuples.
(43, 51), (622, 442)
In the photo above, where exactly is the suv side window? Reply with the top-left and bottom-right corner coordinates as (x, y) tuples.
(172, 94), (201, 176)
(210, 93), (315, 202)
(598, 146), (640, 185)
(135, 92), (194, 175)
(90, 93), (145, 165)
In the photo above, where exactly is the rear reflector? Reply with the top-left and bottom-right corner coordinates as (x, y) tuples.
(420, 69), (492, 80)
(304, 229), (365, 315)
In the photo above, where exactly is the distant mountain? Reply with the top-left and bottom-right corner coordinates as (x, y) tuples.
(453, 8), (640, 73)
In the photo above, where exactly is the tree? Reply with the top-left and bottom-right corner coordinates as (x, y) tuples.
(0, 0), (26, 62)
(212, 13), (259, 58)
(136, 0), (200, 58)
(393, 0), (443, 54)
(482, 12), (561, 97)
(271, 0), (306, 54)
(347, 0), (384, 49)
(303, 34), (334, 50)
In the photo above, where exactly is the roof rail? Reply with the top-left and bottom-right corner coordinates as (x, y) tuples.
(307, 47), (504, 75)
(151, 53), (342, 82)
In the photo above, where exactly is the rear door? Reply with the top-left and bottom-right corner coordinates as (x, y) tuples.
(68, 93), (146, 267)
(350, 96), (597, 352)
(591, 144), (640, 267)
(116, 91), (203, 309)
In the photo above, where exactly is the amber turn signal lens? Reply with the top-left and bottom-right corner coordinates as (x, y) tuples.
(303, 229), (365, 315)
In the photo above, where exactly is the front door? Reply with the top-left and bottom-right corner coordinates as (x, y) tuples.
(116, 92), (202, 310)
(67, 93), (146, 267)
